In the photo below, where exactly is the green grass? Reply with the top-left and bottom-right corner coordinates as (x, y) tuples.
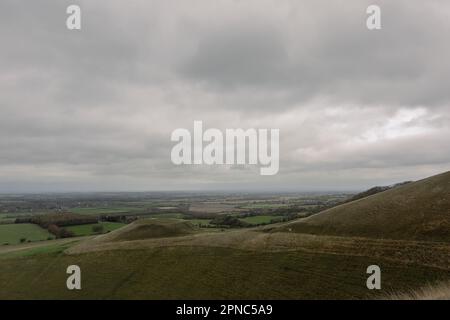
(239, 215), (283, 225)
(0, 241), (76, 260)
(109, 219), (195, 241)
(65, 222), (126, 237)
(0, 224), (54, 245)
(0, 246), (448, 299)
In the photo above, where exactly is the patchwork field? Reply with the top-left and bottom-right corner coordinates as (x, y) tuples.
(0, 224), (53, 245)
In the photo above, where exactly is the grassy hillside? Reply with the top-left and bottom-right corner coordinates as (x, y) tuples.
(0, 172), (449, 299)
(65, 222), (126, 237)
(0, 219), (449, 299)
(100, 218), (195, 242)
(0, 241), (449, 299)
(272, 171), (450, 241)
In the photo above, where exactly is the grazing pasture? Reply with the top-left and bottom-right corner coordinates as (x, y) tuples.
(0, 224), (53, 245)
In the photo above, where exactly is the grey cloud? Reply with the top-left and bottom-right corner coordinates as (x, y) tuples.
(180, 0), (450, 107)
(0, 0), (449, 192)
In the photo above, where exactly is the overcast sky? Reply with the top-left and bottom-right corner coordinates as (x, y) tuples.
(0, 0), (449, 192)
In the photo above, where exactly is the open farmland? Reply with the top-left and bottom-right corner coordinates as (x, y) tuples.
(0, 224), (53, 245)
(0, 172), (449, 299)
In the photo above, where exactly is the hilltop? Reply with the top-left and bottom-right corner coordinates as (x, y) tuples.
(97, 218), (196, 242)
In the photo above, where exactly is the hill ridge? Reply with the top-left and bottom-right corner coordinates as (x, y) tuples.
(272, 171), (450, 241)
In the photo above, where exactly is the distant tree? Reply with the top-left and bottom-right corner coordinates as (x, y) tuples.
(59, 228), (74, 238)
(210, 215), (250, 228)
(47, 224), (74, 238)
(20, 238), (26, 243)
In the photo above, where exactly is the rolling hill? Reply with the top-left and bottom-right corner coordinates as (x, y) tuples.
(98, 218), (196, 242)
(272, 171), (450, 241)
(0, 172), (449, 299)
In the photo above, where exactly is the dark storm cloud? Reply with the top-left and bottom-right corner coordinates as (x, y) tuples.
(0, 0), (449, 192)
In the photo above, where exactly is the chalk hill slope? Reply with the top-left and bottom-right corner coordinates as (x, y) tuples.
(273, 171), (450, 241)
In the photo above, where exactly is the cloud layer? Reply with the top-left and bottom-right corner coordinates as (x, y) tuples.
(0, 0), (449, 192)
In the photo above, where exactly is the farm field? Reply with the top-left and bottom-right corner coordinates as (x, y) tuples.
(0, 223), (53, 245)
(240, 203), (291, 209)
(0, 213), (15, 224)
(65, 222), (126, 237)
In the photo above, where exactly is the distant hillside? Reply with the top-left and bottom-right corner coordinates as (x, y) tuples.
(272, 171), (450, 241)
(346, 181), (412, 203)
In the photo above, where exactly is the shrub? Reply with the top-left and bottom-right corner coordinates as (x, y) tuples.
(47, 224), (74, 238)
(92, 224), (104, 233)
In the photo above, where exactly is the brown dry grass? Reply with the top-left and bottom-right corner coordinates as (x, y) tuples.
(386, 281), (450, 300)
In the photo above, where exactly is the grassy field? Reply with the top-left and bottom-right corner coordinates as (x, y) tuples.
(0, 243), (448, 299)
(65, 222), (126, 237)
(239, 215), (283, 225)
(0, 224), (53, 245)
(0, 216), (449, 299)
